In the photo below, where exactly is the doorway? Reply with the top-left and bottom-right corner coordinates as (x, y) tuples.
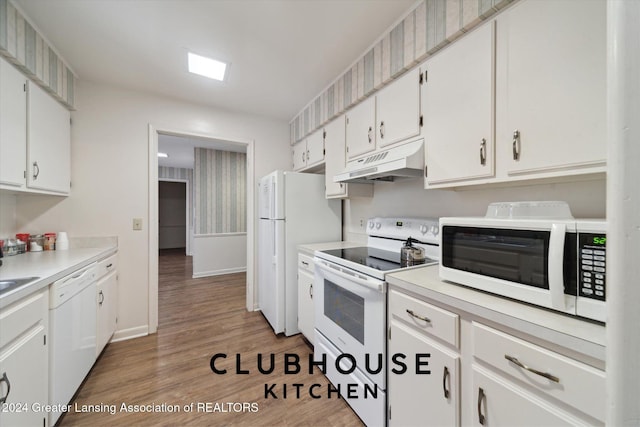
(158, 180), (188, 253)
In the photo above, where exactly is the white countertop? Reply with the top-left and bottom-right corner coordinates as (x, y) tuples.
(0, 246), (117, 309)
(298, 240), (363, 256)
(387, 264), (606, 364)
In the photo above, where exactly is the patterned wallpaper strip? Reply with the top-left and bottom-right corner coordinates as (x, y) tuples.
(289, 0), (514, 144)
(0, 0), (75, 108)
(194, 148), (247, 235)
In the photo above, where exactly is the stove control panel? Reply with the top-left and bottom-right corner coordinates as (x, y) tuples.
(367, 217), (440, 244)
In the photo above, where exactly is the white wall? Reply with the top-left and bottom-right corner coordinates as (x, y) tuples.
(192, 233), (247, 277)
(0, 194), (17, 237)
(344, 178), (607, 242)
(15, 80), (290, 339)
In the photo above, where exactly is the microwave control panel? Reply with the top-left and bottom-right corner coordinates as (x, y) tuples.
(578, 232), (606, 301)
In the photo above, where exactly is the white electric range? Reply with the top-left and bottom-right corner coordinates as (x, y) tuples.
(313, 217), (439, 427)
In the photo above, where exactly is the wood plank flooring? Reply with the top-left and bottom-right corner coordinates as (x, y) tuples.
(59, 249), (363, 426)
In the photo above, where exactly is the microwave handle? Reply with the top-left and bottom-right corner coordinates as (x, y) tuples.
(549, 223), (566, 310)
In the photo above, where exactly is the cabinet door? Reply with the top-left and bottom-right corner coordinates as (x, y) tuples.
(0, 57), (27, 188)
(496, 0), (606, 176)
(306, 128), (325, 167)
(388, 321), (460, 427)
(27, 81), (71, 193)
(96, 271), (118, 356)
(292, 140), (307, 171)
(0, 326), (48, 427)
(377, 67), (421, 149)
(424, 22), (494, 186)
(346, 95), (376, 159)
(324, 116), (348, 198)
(297, 269), (314, 343)
(472, 366), (590, 426)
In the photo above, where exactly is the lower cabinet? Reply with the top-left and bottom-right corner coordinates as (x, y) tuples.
(388, 286), (605, 426)
(0, 289), (49, 427)
(297, 252), (315, 344)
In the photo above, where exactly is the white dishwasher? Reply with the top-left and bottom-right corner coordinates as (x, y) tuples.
(49, 262), (97, 425)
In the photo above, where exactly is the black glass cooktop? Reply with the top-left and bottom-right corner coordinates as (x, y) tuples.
(320, 246), (403, 272)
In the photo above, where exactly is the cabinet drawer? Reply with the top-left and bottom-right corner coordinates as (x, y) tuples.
(96, 253), (117, 279)
(0, 289), (47, 349)
(298, 253), (314, 274)
(472, 322), (605, 422)
(389, 289), (459, 348)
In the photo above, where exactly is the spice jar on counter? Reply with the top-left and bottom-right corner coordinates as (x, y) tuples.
(44, 233), (57, 251)
(29, 234), (44, 252)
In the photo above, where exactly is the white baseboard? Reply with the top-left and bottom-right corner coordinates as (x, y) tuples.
(192, 267), (246, 279)
(111, 325), (149, 342)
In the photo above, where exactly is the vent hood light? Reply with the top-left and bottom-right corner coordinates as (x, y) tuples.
(188, 52), (227, 81)
(157, 152), (169, 158)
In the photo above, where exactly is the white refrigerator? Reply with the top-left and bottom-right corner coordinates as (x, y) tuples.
(258, 170), (342, 336)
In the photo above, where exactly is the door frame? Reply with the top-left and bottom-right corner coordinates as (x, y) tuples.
(148, 124), (255, 334)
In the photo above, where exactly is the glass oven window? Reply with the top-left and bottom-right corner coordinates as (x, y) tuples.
(324, 279), (365, 344)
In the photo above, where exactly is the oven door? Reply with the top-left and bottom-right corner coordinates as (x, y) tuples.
(314, 257), (386, 389)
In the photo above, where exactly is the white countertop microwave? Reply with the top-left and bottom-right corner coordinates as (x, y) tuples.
(439, 202), (607, 323)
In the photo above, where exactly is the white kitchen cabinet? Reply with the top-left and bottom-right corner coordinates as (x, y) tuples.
(388, 319), (460, 426)
(297, 253), (315, 344)
(0, 56), (27, 189)
(292, 128), (324, 171)
(345, 95), (376, 160)
(495, 0), (606, 179)
(96, 253), (118, 356)
(376, 67), (422, 149)
(423, 22), (495, 186)
(387, 284), (605, 426)
(0, 289), (49, 427)
(324, 115), (373, 199)
(27, 80), (71, 194)
(346, 68), (422, 160)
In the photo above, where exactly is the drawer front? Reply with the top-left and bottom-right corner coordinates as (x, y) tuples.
(0, 289), (48, 349)
(96, 253), (117, 279)
(389, 289), (459, 348)
(472, 322), (605, 422)
(298, 253), (314, 273)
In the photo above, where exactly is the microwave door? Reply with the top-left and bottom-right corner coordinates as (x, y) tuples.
(548, 223), (567, 311)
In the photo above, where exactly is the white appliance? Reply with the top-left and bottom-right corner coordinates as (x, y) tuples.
(439, 201), (607, 322)
(258, 170), (341, 336)
(49, 262), (98, 425)
(314, 217), (439, 427)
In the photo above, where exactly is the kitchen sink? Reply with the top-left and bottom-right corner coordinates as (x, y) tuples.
(0, 277), (40, 295)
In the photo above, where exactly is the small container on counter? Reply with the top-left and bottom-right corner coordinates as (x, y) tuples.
(16, 233), (30, 251)
(56, 232), (69, 250)
(3, 238), (18, 256)
(44, 232), (57, 251)
(29, 234), (44, 252)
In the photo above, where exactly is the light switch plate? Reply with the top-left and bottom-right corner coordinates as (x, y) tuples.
(133, 218), (143, 231)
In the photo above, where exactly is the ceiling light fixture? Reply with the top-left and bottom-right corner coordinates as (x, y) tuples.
(188, 52), (227, 81)
(157, 152), (169, 158)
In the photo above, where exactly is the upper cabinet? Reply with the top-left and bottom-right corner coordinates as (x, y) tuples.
(292, 127), (325, 172)
(0, 56), (27, 189)
(496, 0), (606, 179)
(346, 67), (422, 160)
(422, 0), (606, 189)
(27, 80), (71, 194)
(423, 22), (495, 186)
(0, 56), (70, 195)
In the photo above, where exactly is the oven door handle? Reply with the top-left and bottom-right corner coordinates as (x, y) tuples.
(315, 259), (385, 292)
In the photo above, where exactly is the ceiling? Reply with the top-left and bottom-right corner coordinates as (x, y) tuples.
(157, 133), (246, 169)
(15, 0), (416, 122)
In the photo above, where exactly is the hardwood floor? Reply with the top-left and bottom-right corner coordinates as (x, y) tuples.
(59, 249), (363, 426)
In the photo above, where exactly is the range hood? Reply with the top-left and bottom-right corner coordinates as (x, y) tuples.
(334, 138), (424, 183)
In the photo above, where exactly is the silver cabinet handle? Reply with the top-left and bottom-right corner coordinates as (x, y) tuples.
(309, 283), (313, 299)
(406, 309), (431, 323)
(368, 126), (373, 143)
(302, 152), (305, 162)
(443, 366), (450, 399)
(478, 387), (486, 425)
(504, 354), (560, 383)
(306, 150), (310, 161)
(301, 261), (309, 267)
(0, 372), (11, 404)
(380, 121), (385, 139)
(512, 129), (521, 160)
(33, 161), (40, 180)
(98, 290), (105, 306)
(480, 138), (487, 166)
